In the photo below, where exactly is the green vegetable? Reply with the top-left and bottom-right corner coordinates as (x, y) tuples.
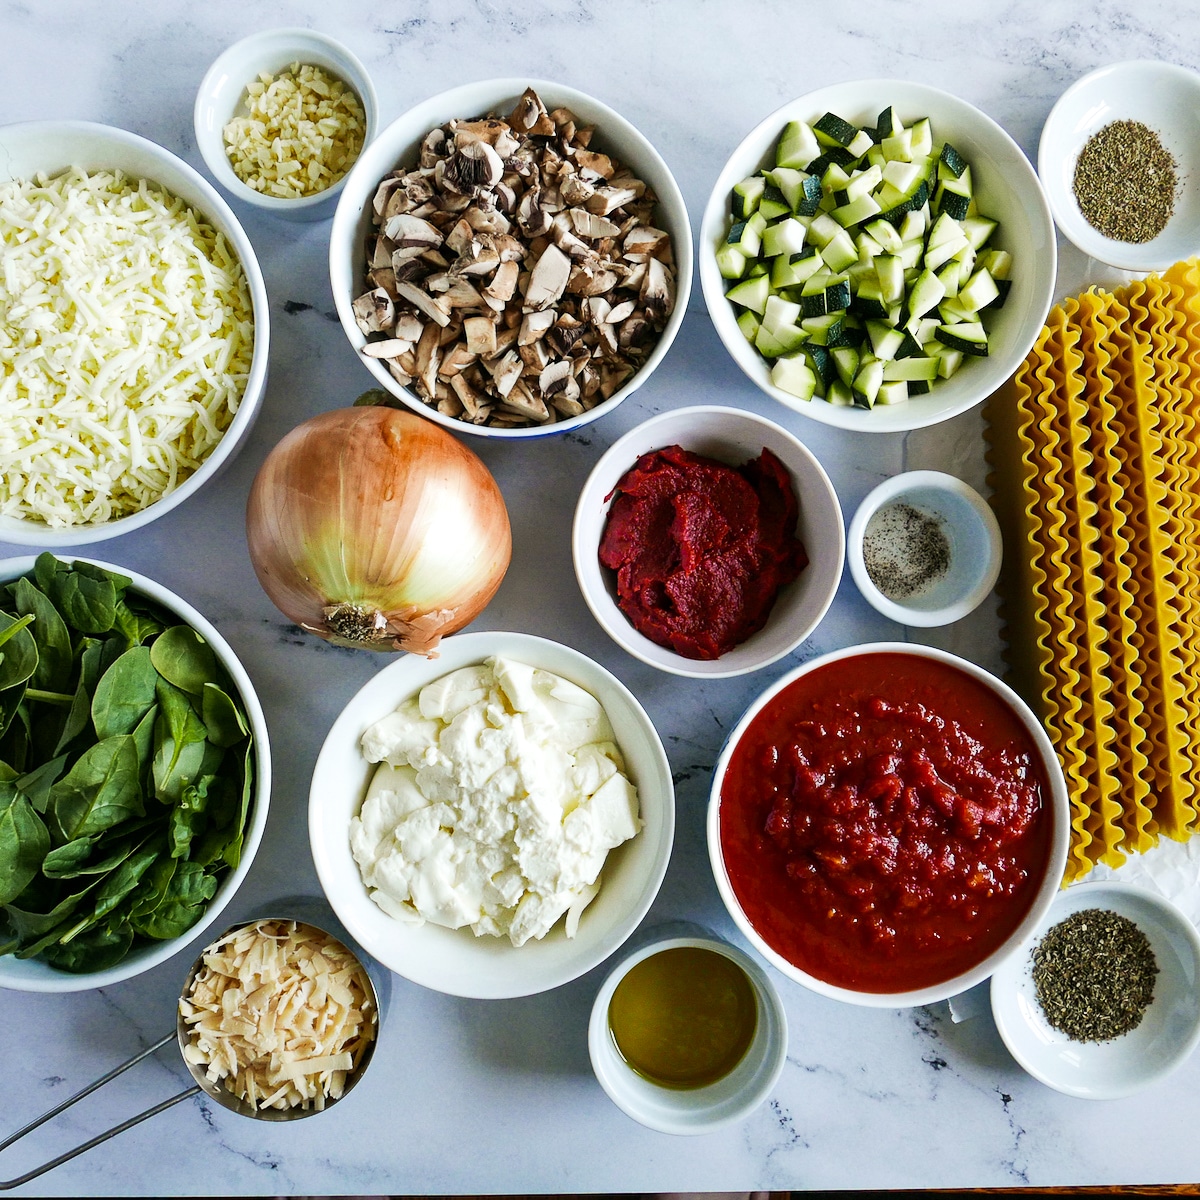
(0, 555), (255, 973)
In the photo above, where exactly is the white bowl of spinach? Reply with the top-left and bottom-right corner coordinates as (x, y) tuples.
(0, 554), (270, 991)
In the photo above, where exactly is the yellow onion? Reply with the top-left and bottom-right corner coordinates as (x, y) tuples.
(246, 406), (511, 655)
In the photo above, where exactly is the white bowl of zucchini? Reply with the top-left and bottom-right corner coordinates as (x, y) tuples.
(700, 80), (1056, 433)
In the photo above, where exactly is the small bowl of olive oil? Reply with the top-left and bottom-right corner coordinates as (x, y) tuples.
(587, 933), (787, 1134)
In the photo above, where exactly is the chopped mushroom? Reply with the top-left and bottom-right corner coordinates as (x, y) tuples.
(352, 86), (677, 428)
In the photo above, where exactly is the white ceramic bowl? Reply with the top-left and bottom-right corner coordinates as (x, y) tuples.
(991, 881), (1200, 1099)
(194, 28), (378, 221)
(309, 631), (675, 999)
(708, 642), (1070, 1008)
(572, 406), (844, 678)
(846, 470), (1002, 626)
(0, 557), (271, 993)
(329, 78), (692, 439)
(700, 80), (1057, 433)
(1039, 61), (1200, 272)
(588, 934), (787, 1135)
(0, 121), (270, 547)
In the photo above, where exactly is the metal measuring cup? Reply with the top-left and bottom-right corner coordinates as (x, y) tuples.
(0, 915), (382, 1191)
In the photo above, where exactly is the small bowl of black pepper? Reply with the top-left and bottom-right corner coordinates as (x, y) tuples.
(1039, 60), (1200, 272)
(990, 880), (1200, 1100)
(846, 470), (1002, 628)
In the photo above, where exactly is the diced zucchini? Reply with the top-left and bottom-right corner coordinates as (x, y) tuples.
(770, 248), (823, 289)
(776, 121), (821, 170)
(726, 273), (771, 314)
(814, 111), (859, 147)
(801, 311), (846, 345)
(957, 268), (1000, 313)
(961, 215), (998, 250)
(761, 217), (809, 258)
(876, 379), (910, 405)
(763, 294), (803, 331)
(866, 320), (905, 361)
(732, 175), (766, 218)
(804, 344), (837, 387)
(759, 186), (790, 221)
(852, 357), (885, 407)
(824, 276), (852, 312)
(935, 321), (989, 356)
(736, 309), (760, 344)
(936, 177), (971, 221)
(831, 345), (860, 386)
(883, 356), (940, 382)
(939, 142), (968, 178)
(756, 320), (808, 358)
(771, 354), (818, 400)
(908, 118), (933, 158)
(826, 378), (855, 406)
(821, 229), (859, 273)
(907, 268), (947, 319)
(716, 243), (748, 280)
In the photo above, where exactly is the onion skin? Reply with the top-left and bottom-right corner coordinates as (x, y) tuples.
(246, 407), (512, 655)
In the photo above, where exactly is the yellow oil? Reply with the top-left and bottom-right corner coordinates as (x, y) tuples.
(607, 946), (758, 1089)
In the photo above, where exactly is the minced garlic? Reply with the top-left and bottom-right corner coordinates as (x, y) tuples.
(223, 62), (366, 198)
(179, 919), (377, 1112)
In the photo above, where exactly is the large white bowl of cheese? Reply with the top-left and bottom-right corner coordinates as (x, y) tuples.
(309, 631), (675, 998)
(0, 121), (269, 545)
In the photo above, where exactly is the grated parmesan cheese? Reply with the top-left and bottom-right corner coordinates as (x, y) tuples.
(0, 167), (254, 527)
(180, 919), (377, 1113)
(223, 62), (366, 198)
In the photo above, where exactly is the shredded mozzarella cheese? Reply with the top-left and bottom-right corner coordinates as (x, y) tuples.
(179, 919), (377, 1112)
(0, 167), (254, 527)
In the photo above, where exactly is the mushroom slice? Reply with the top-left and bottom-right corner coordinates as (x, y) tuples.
(585, 186), (641, 216)
(582, 296), (612, 325)
(605, 299), (636, 324)
(449, 372), (490, 422)
(361, 338), (414, 359)
(623, 225), (673, 261)
(414, 321), (443, 399)
(573, 149), (615, 180)
(569, 209), (622, 240)
(538, 359), (574, 398)
(500, 379), (552, 423)
(559, 174), (596, 207)
(443, 278), (486, 309)
(442, 138), (505, 194)
(394, 312), (425, 342)
(516, 188), (552, 238)
(352, 288), (395, 336)
(438, 342), (478, 379)
(444, 217), (476, 256)
(451, 118), (521, 159)
(509, 87), (555, 136)
(419, 128), (448, 169)
(383, 213), (445, 258)
(464, 203), (511, 236)
(524, 243), (572, 311)
(546, 313), (585, 356)
(486, 350), (525, 397)
(372, 175), (406, 218)
(640, 257), (676, 322)
(395, 280), (452, 328)
(464, 316), (498, 357)
(518, 309), (556, 345)
(566, 265), (620, 297)
(483, 260), (521, 307)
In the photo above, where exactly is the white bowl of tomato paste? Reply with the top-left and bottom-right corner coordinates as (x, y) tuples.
(572, 405), (844, 678)
(708, 642), (1070, 1007)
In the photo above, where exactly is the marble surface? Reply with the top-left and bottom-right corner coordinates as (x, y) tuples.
(2, 1), (1200, 1193)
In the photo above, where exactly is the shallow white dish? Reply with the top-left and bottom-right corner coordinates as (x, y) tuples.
(329, 77), (692, 439)
(0, 121), (270, 547)
(308, 631), (675, 999)
(1038, 60), (1200, 272)
(991, 880), (1200, 1099)
(699, 79), (1056, 433)
(0, 557), (272, 994)
(588, 934), (787, 1135)
(572, 405), (844, 678)
(846, 470), (1002, 626)
(194, 28), (378, 221)
(708, 641), (1070, 1008)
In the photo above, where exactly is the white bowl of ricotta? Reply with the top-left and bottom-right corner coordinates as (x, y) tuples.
(309, 631), (675, 999)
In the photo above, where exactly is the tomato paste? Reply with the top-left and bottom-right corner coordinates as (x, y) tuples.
(719, 652), (1053, 993)
(598, 445), (808, 659)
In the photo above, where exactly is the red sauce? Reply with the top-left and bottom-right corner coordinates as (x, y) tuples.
(598, 445), (808, 659)
(719, 652), (1053, 993)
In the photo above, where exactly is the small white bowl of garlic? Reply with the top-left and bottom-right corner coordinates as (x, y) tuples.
(194, 28), (378, 220)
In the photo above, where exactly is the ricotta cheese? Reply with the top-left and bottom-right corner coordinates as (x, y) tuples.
(0, 168), (254, 526)
(350, 656), (642, 947)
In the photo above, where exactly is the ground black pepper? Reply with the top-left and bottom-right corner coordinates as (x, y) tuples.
(862, 501), (950, 600)
(1031, 907), (1158, 1042)
(1072, 119), (1177, 244)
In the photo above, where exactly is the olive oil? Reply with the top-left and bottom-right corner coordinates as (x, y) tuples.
(607, 946), (758, 1089)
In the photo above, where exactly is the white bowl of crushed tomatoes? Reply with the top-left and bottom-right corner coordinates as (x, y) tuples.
(708, 642), (1070, 1007)
(571, 405), (844, 679)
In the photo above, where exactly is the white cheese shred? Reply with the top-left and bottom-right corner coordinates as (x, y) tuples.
(0, 167), (254, 527)
(179, 919), (377, 1113)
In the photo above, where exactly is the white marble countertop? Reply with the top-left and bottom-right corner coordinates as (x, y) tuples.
(3, 1), (1200, 1193)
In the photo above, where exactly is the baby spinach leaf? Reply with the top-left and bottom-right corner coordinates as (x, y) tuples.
(55, 638), (104, 755)
(150, 625), (218, 697)
(0, 680), (27, 743)
(201, 682), (250, 748)
(15, 752), (67, 813)
(112, 598), (165, 650)
(41, 835), (100, 879)
(0, 704), (30, 773)
(170, 777), (213, 859)
(92, 646), (157, 740)
(50, 735), (144, 841)
(154, 737), (222, 808)
(91, 844), (159, 921)
(4, 877), (99, 947)
(131, 704), (158, 773)
(41, 560), (123, 635)
(151, 680), (209, 802)
(41, 920), (133, 973)
(134, 860), (216, 940)
(0, 784), (51, 904)
(14, 578), (72, 693)
(128, 855), (176, 929)
(223, 744), (256, 871)
(0, 612), (38, 692)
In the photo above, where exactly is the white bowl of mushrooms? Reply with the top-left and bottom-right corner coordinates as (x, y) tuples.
(329, 79), (692, 438)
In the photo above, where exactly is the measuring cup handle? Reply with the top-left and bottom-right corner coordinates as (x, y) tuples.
(0, 1032), (200, 1191)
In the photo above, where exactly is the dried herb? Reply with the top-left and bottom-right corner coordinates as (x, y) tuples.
(862, 501), (950, 600)
(1072, 119), (1177, 244)
(1031, 907), (1158, 1042)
